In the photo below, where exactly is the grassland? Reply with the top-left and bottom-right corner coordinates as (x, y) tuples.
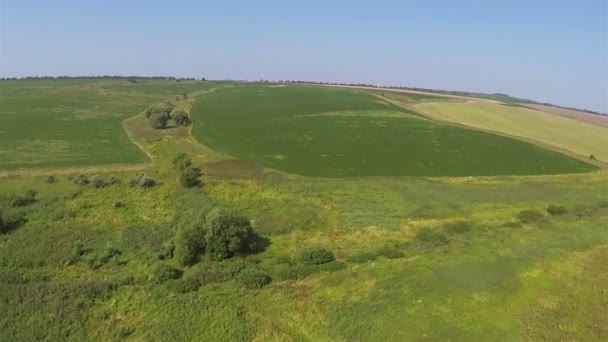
(0, 78), (212, 169)
(1, 79), (607, 341)
(415, 100), (608, 163)
(191, 85), (595, 177)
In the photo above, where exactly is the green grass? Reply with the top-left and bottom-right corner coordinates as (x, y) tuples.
(415, 100), (608, 163)
(0, 79), (164, 169)
(191, 85), (595, 177)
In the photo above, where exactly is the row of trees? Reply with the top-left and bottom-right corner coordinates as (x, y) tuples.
(0, 75), (205, 81)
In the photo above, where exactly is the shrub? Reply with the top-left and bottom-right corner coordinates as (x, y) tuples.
(149, 112), (170, 129)
(130, 173), (158, 188)
(205, 208), (256, 261)
(145, 101), (173, 118)
(296, 246), (335, 265)
(0, 209), (26, 234)
(108, 175), (120, 185)
(172, 153), (192, 171)
(158, 241), (175, 260)
(517, 209), (544, 223)
(415, 227), (449, 245)
(7, 190), (37, 207)
(91, 175), (106, 188)
(74, 174), (89, 186)
(175, 226), (206, 266)
(547, 204), (568, 216)
(105, 243), (121, 258)
(171, 109), (191, 126)
(237, 267), (271, 289)
(180, 167), (201, 187)
(191, 260), (248, 285)
(152, 264), (182, 283)
(278, 261), (346, 280)
(112, 200), (124, 209)
(45, 175), (55, 183)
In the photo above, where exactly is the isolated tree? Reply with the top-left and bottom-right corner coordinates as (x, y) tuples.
(204, 207), (255, 261)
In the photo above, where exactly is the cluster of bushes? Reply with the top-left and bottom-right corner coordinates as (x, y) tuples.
(128, 173), (158, 188)
(145, 101), (191, 129)
(66, 240), (123, 270)
(70, 174), (119, 188)
(171, 207), (263, 266)
(173, 153), (200, 187)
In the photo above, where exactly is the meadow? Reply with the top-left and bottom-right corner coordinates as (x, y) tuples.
(1, 79), (607, 341)
(191, 85), (596, 177)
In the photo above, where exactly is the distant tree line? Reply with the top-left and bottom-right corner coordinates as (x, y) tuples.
(0, 75), (205, 81)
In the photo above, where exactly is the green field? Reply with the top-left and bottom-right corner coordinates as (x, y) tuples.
(415, 100), (608, 163)
(0, 79), (211, 169)
(191, 85), (595, 177)
(1, 79), (607, 341)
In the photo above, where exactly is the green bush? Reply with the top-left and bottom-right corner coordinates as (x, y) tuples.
(172, 153), (192, 171)
(191, 259), (248, 285)
(415, 227), (449, 245)
(236, 267), (271, 289)
(91, 175), (106, 188)
(175, 226), (206, 266)
(45, 175), (55, 183)
(517, 209), (544, 223)
(145, 101), (174, 118)
(0, 209), (26, 234)
(167, 277), (200, 293)
(296, 246), (335, 265)
(5, 190), (37, 207)
(547, 204), (568, 216)
(129, 173), (158, 188)
(158, 241), (175, 260)
(171, 108), (191, 126)
(74, 174), (89, 186)
(149, 112), (170, 129)
(152, 264), (182, 283)
(278, 261), (347, 280)
(180, 167), (201, 188)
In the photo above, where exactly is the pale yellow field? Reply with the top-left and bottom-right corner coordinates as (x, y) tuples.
(415, 100), (608, 163)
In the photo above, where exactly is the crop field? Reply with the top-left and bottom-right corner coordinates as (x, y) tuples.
(1, 79), (607, 341)
(415, 100), (608, 163)
(191, 85), (596, 177)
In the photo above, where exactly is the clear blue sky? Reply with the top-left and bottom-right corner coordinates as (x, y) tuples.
(1, 0), (606, 112)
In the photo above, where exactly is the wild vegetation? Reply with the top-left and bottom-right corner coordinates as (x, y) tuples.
(0, 78), (607, 341)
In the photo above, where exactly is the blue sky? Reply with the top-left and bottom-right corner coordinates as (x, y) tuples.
(1, 1), (606, 112)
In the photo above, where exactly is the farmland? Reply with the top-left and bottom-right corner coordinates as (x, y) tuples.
(191, 85), (596, 177)
(1, 79), (607, 341)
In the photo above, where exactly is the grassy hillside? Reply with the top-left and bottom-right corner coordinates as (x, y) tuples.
(415, 100), (608, 163)
(1, 80), (607, 341)
(191, 85), (595, 177)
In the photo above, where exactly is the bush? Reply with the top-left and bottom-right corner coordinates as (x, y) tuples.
(74, 174), (89, 186)
(129, 173), (158, 188)
(415, 227), (449, 245)
(205, 208), (256, 261)
(108, 175), (120, 185)
(237, 267), (271, 289)
(45, 175), (55, 183)
(171, 109), (191, 126)
(547, 204), (568, 216)
(175, 226), (206, 266)
(112, 200), (124, 209)
(145, 101), (173, 118)
(91, 175), (106, 188)
(158, 241), (175, 260)
(172, 153), (192, 171)
(0, 209), (26, 234)
(152, 264), (182, 283)
(149, 112), (170, 129)
(296, 246), (335, 265)
(517, 209), (544, 223)
(180, 167), (201, 187)
(191, 259), (248, 285)
(6, 190), (37, 207)
(277, 261), (346, 280)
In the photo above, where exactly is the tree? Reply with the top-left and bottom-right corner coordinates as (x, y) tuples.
(171, 108), (191, 126)
(149, 112), (170, 129)
(204, 208), (255, 261)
